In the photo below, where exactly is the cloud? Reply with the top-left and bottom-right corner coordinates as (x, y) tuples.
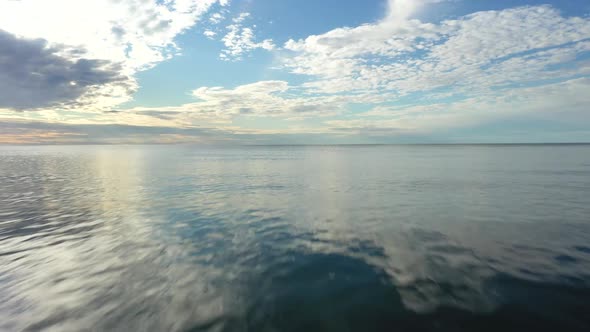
(203, 30), (217, 39)
(282, 4), (590, 97)
(0, 30), (132, 110)
(5, 77), (589, 144)
(0, 0), (225, 111)
(328, 77), (590, 134)
(0, 0), (225, 69)
(1, 0), (589, 143)
(386, 0), (424, 21)
(0, 119), (233, 144)
(209, 12), (225, 24)
(220, 13), (275, 61)
(125, 80), (350, 124)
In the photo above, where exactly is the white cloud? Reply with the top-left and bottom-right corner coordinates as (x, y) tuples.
(328, 77), (590, 134)
(2, 76), (589, 142)
(0, 0), (224, 70)
(124, 80), (349, 124)
(209, 12), (225, 24)
(282, 2), (590, 97)
(1, 0), (589, 143)
(220, 13), (275, 61)
(0, 0), (225, 111)
(233, 12), (251, 23)
(203, 30), (217, 39)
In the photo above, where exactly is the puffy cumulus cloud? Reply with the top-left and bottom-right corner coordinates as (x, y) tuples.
(0, 0), (227, 111)
(219, 13), (275, 61)
(0, 30), (132, 110)
(283, 2), (590, 97)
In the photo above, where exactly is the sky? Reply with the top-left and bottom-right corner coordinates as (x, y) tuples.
(0, 0), (589, 144)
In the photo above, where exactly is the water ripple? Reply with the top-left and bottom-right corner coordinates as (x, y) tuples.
(1, 145), (590, 331)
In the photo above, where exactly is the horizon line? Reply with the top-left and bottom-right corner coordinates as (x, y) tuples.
(2, 142), (590, 147)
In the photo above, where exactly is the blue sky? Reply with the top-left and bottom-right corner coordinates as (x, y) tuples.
(0, 0), (589, 144)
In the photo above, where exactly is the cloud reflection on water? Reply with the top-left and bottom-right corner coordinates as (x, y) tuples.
(1, 145), (590, 331)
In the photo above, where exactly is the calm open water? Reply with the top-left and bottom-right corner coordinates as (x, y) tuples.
(1, 144), (590, 331)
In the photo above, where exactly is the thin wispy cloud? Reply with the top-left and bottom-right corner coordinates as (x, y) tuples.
(219, 12), (275, 61)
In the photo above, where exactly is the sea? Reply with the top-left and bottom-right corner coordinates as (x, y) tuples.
(1, 144), (590, 331)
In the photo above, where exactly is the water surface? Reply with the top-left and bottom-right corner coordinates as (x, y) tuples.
(1, 145), (590, 331)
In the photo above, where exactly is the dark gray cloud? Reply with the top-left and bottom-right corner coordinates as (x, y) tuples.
(0, 30), (130, 110)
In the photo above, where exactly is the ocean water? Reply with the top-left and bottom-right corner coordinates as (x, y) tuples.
(1, 144), (590, 331)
